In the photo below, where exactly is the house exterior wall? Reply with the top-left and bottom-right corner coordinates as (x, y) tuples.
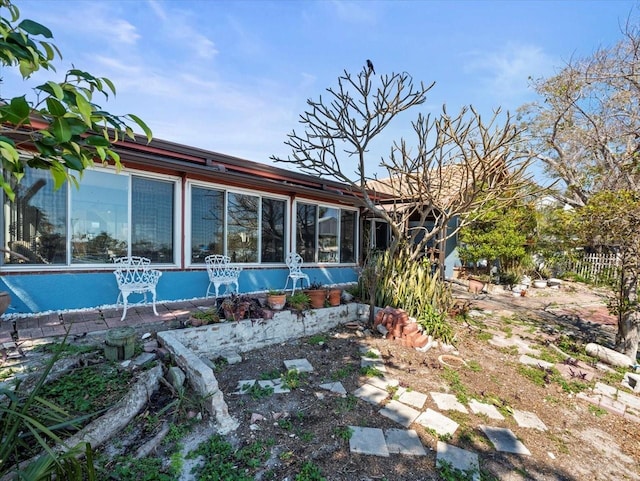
(0, 135), (364, 317)
(0, 265), (357, 316)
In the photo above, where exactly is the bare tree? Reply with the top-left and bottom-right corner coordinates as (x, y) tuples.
(273, 66), (536, 260)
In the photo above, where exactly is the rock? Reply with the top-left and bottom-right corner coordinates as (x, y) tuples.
(585, 343), (633, 368)
(167, 366), (186, 390)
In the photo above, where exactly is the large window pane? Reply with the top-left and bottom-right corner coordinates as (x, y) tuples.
(191, 186), (224, 263)
(227, 193), (258, 263)
(71, 170), (128, 263)
(4, 170), (67, 265)
(318, 207), (338, 262)
(132, 177), (174, 262)
(261, 198), (285, 263)
(296, 203), (317, 262)
(340, 210), (356, 263)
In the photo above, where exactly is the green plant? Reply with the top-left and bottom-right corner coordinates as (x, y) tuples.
(333, 425), (353, 441)
(330, 365), (354, 381)
(191, 307), (220, 324)
(360, 365), (384, 378)
(242, 382), (274, 400)
(441, 367), (469, 404)
(295, 461), (326, 481)
(588, 405), (608, 417)
(436, 459), (478, 481)
(334, 394), (358, 413)
(287, 291), (310, 310)
(307, 334), (328, 345)
(363, 350), (380, 359)
(308, 280), (324, 290)
(282, 369), (307, 390)
(0, 336), (99, 480)
(97, 455), (172, 481)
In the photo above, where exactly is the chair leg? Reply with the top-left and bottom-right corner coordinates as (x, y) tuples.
(284, 277), (290, 292)
(151, 289), (159, 316)
(120, 292), (129, 321)
(206, 282), (213, 298)
(291, 278), (298, 294)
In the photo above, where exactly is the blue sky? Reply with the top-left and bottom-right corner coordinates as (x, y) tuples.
(1, 0), (636, 179)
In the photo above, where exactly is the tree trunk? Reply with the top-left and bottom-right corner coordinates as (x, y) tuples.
(616, 269), (640, 361)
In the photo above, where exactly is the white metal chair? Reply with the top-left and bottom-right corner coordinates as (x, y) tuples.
(205, 254), (242, 298)
(284, 252), (310, 293)
(113, 256), (162, 321)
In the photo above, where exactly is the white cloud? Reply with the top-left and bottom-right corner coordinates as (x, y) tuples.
(463, 43), (556, 106)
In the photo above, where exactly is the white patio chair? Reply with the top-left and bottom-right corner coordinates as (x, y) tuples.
(113, 256), (162, 321)
(205, 254), (242, 298)
(284, 252), (310, 293)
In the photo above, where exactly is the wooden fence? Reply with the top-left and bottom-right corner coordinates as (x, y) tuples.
(565, 252), (621, 284)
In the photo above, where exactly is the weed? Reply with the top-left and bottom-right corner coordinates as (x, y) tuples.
(282, 369), (307, 389)
(588, 405), (608, 417)
(334, 394), (358, 413)
(278, 418), (293, 430)
(243, 382), (274, 400)
(38, 362), (132, 414)
(98, 455), (172, 480)
(497, 345), (519, 356)
(363, 350), (380, 359)
(279, 450), (294, 460)
(300, 431), (314, 442)
(330, 365), (354, 381)
(295, 461), (326, 481)
(37, 341), (98, 356)
(466, 360), (482, 372)
(437, 459), (477, 481)
(188, 434), (271, 480)
(333, 426), (353, 441)
(475, 331), (493, 342)
(260, 369), (281, 380)
(360, 365), (384, 378)
(600, 368), (626, 385)
(441, 367), (469, 404)
(169, 451), (183, 476)
(307, 334), (328, 345)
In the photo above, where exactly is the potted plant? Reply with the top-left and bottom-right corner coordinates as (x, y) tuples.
(304, 281), (327, 309)
(266, 289), (287, 310)
(189, 307), (220, 327)
(327, 287), (341, 306)
(287, 290), (310, 311)
(221, 294), (251, 321)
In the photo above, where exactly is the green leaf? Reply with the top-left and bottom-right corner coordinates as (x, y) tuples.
(51, 117), (72, 142)
(84, 135), (109, 147)
(18, 19), (53, 38)
(0, 95), (31, 125)
(74, 93), (93, 126)
(127, 113), (153, 142)
(45, 97), (66, 117)
(62, 154), (84, 171)
(102, 77), (116, 95)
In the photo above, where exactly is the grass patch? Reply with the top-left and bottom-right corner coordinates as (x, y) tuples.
(441, 367), (469, 404)
(307, 334), (328, 345)
(330, 365), (354, 381)
(295, 461), (327, 481)
(360, 365), (384, 378)
(334, 394), (358, 413)
(475, 331), (493, 342)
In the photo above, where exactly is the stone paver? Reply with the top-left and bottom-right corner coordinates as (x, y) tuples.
(349, 426), (389, 456)
(489, 335), (539, 356)
(479, 425), (531, 455)
(361, 358), (387, 371)
(318, 381), (347, 395)
(415, 408), (459, 437)
(386, 429), (427, 456)
(379, 400), (421, 427)
(436, 441), (480, 481)
(468, 399), (505, 420)
(235, 379), (256, 394)
(258, 379), (290, 394)
(397, 388), (428, 409)
(365, 375), (399, 390)
(353, 383), (389, 405)
(512, 409), (547, 431)
(284, 358), (314, 372)
(430, 392), (468, 413)
(519, 354), (553, 369)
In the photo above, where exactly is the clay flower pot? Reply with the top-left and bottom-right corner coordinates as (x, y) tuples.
(328, 288), (341, 306)
(267, 293), (287, 310)
(305, 289), (327, 309)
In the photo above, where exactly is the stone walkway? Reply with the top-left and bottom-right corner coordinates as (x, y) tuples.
(230, 345), (552, 477)
(227, 326), (640, 478)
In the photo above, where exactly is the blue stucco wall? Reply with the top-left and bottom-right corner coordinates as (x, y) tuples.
(0, 266), (359, 316)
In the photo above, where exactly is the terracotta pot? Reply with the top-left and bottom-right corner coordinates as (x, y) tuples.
(0, 291), (10, 316)
(328, 289), (341, 306)
(267, 294), (286, 310)
(305, 289), (327, 309)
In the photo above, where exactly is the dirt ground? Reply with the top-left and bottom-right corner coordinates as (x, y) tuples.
(6, 281), (640, 480)
(207, 281), (639, 481)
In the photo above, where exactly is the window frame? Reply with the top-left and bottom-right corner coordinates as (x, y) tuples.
(1, 166), (181, 271)
(185, 180), (289, 267)
(293, 199), (359, 265)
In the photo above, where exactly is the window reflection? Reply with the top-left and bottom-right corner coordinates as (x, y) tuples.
(191, 186), (224, 262)
(227, 193), (258, 263)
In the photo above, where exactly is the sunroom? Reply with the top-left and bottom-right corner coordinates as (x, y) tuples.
(0, 135), (364, 316)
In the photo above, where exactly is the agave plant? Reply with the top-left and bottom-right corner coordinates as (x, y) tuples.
(0, 334), (97, 480)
